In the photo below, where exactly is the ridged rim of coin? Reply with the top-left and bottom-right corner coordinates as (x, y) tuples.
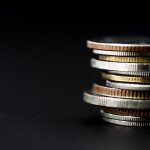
(102, 117), (150, 127)
(108, 71), (150, 77)
(100, 109), (150, 121)
(87, 36), (150, 51)
(93, 49), (150, 56)
(101, 106), (150, 117)
(99, 55), (150, 63)
(83, 91), (150, 109)
(92, 83), (150, 99)
(91, 58), (150, 72)
(102, 72), (150, 83)
(106, 80), (150, 91)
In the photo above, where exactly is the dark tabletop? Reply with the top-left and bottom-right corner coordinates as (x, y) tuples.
(0, 7), (150, 150)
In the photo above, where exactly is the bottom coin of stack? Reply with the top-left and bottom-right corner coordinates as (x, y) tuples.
(83, 36), (150, 127)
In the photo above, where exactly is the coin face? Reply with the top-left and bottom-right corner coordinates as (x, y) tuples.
(87, 36), (150, 51)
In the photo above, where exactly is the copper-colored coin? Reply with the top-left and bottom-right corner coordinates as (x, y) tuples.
(99, 55), (150, 63)
(92, 83), (150, 100)
(101, 106), (150, 117)
(87, 36), (150, 51)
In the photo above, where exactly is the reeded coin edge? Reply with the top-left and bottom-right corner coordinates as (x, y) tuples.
(87, 41), (150, 51)
(83, 91), (150, 109)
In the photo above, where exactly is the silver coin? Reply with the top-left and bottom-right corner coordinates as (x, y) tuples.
(102, 117), (150, 127)
(93, 49), (150, 56)
(83, 91), (150, 109)
(100, 110), (150, 122)
(109, 71), (150, 76)
(106, 80), (150, 91)
(91, 58), (150, 72)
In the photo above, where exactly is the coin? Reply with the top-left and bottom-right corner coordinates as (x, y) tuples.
(108, 71), (150, 77)
(102, 117), (150, 127)
(93, 49), (150, 56)
(87, 36), (150, 51)
(106, 80), (150, 91)
(91, 58), (150, 72)
(101, 107), (150, 117)
(92, 83), (150, 99)
(83, 91), (150, 109)
(100, 109), (150, 121)
(99, 55), (150, 63)
(102, 72), (150, 83)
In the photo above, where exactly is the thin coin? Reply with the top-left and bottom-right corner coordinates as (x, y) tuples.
(102, 117), (150, 127)
(109, 71), (150, 77)
(83, 91), (150, 109)
(102, 72), (150, 83)
(99, 55), (150, 63)
(91, 58), (150, 72)
(106, 80), (150, 91)
(87, 36), (150, 51)
(93, 49), (150, 56)
(101, 107), (150, 117)
(100, 109), (150, 121)
(93, 83), (150, 99)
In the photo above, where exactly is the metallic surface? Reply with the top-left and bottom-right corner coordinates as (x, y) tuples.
(102, 72), (150, 83)
(100, 110), (150, 121)
(92, 83), (150, 99)
(93, 49), (150, 56)
(109, 71), (150, 76)
(83, 91), (150, 109)
(106, 80), (150, 91)
(99, 55), (150, 63)
(102, 117), (150, 127)
(91, 58), (150, 72)
(101, 106), (150, 117)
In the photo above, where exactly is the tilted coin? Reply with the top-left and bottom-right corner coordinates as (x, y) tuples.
(102, 117), (150, 127)
(101, 106), (150, 117)
(83, 91), (150, 109)
(100, 109), (150, 121)
(92, 83), (150, 99)
(102, 72), (150, 83)
(109, 71), (150, 77)
(93, 49), (150, 56)
(91, 58), (150, 72)
(99, 55), (150, 63)
(106, 80), (150, 91)
(87, 36), (150, 51)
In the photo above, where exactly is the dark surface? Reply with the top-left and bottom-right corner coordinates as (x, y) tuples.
(0, 7), (150, 150)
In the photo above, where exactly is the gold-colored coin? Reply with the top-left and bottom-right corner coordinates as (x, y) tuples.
(101, 107), (150, 117)
(102, 72), (150, 83)
(92, 83), (150, 99)
(99, 55), (150, 63)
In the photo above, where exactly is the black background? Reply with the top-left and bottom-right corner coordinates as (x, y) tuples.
(0, 6), (150, 150)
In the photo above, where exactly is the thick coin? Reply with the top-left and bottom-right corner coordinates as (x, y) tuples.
(102, 72), (150, 83)
(102, 117), (150, 127)
(83, 91), (150, 109)
(109, 71), (150, 77)
(87, 36), (150, 51)
(99, 55), (150, 63)
(91, 58), (150, 72)
(101, 107), (150, 117)
(93, 49), (150, 56)
(106, 80), (150, 91)
(100, 110), (150, 121)
(93, 83), (150, 99)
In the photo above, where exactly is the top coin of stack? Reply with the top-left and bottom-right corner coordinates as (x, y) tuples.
(83, 36), (150, 127)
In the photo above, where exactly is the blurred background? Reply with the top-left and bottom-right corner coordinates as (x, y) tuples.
(0, 5), (150, 150)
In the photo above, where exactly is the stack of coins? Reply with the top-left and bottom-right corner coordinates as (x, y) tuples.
(83, 36), (150, 127)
